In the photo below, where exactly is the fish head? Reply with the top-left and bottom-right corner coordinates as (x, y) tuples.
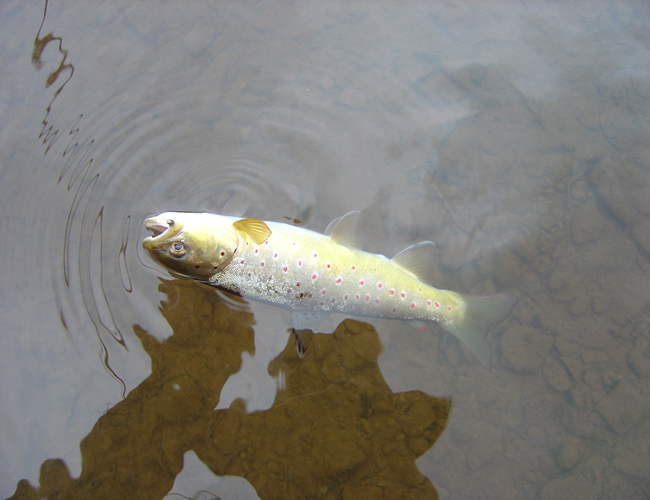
(142, 212), (240, 281)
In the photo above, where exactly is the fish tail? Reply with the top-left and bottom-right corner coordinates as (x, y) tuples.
(441, 294), (518, 369)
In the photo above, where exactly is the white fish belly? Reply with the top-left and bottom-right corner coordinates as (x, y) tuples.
(211, 223), (462, 324)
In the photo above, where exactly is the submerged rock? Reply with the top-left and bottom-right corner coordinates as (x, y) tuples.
(500, 325), (554, 373)
(595, 380), (646, 435)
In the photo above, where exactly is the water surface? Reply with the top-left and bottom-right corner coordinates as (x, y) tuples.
(1, 1), (649, 499)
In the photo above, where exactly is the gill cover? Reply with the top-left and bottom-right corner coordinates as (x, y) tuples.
(143, 212), (271, 281)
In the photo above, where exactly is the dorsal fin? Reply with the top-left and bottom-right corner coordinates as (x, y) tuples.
(324, 215), (343, 236)
(391, 241), (436, 284)
(326, 210), (362, 249)
(233, 218), (271, 244)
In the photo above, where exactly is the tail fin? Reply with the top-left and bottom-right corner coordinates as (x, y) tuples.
(442, 294), (518, 369)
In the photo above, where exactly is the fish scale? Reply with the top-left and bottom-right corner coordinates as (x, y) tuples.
(142, 211), (518, 368)
(211, 222), (463, 324)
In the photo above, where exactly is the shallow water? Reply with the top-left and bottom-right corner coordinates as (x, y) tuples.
(2, 0), (649, 498)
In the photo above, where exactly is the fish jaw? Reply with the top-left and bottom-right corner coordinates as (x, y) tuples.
(142, 215), (184, 252)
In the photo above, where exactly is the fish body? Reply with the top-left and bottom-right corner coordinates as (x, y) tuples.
(143, 211), (517, 367)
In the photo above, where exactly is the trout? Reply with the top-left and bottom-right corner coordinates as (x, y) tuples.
(142, 211), (517, 367)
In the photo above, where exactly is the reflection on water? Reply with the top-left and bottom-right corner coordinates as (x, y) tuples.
(31, 0), (131, 398)
(2, 0), (650, 499)
(11, 278), (450, 499)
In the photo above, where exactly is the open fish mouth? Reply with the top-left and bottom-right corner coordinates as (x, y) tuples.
(143, 217), (183, 245)
(144, 219), (169, 237)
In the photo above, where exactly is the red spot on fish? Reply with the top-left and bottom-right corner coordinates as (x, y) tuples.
(400, 292), (406, 298)
(427, 300), (431, 306)
(265, 241), (269, 245)
(298, 260), (302, 266)
(355, 294), (360, 300)
(410, 303), (415, 309)
(260, 262), (265, 267)
(282, 266), (288, 272)
(293, 242), (296, 245)
(377, 283), (383, 289)
(240, 259), (245, 264)
(326, 263), (331, 269)
(447, 306), (452, 311)
(273, 253), (278, 258)
(322, 290), (326, 295)
(419, 288), (422, 292)
(344, 294), (349, 299)
(313, 253), (318, 258)
(375, 298), (380, 304)
(389, 289), (394, 295)
(312, 273), (317, 280)
(418, 325), (426, 331)
(254, 249), (259, 254)
(351, 265), (356, 270)
(434, 301), (440, 308)
(359, 280), (365, 285)
(335, 277), (342, 284)
(365, 295), (370, 301)
(296, 282), (301, 287)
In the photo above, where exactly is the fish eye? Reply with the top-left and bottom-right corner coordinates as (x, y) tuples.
(169, 241), (186, 258)
(166, 219), (174, 226)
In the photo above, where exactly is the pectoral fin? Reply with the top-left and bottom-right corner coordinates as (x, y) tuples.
(233, 218), (272, 244)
